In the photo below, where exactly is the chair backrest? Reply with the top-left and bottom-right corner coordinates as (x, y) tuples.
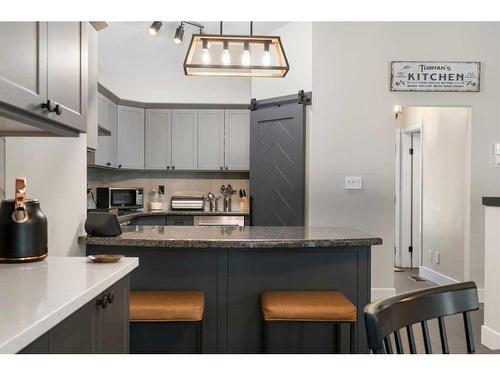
(364, 281), (479, 354)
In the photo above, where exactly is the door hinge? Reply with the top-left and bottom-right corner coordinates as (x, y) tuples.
(409, 148), (414, 155)
(408, 246), (413, 253)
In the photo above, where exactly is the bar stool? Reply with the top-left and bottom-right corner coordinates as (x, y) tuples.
(260, 291), (357, 353)
(130, 290), (205, 353)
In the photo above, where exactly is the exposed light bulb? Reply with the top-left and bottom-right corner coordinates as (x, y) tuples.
(241, 42), (251, 66)
(262, 43), (271, 66)
(222, 41), (231, 65)
(201, 40), (210, 64)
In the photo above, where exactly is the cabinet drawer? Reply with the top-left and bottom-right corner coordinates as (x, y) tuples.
(166, 216), (194, 226)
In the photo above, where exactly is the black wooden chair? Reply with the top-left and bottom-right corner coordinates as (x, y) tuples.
(364, 281), (479, 354)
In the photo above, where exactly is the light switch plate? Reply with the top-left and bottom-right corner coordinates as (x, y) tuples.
(495, 143), (500, 155)
(345, 176), (362, 190)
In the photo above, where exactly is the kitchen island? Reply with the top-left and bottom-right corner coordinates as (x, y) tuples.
(80, 226), (382, 353)
(0, 257), (138, 354)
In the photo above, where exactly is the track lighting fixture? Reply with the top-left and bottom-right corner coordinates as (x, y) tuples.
(149, 21), (162, 35)
(174, 24), (184, 44)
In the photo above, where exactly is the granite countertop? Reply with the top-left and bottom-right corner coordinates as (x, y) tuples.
(79, 226), (383, 249)
(117, 210), (249, 223)
(0, 257), (138, 354)
(483, 197), (500, 207)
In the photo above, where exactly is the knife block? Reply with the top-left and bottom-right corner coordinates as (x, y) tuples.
(239, 197), (249, 213)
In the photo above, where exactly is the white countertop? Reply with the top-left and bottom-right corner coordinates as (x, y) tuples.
(0, 256), (138, 354)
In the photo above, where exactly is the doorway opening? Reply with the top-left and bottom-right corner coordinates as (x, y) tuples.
(395, 107), (471, 286)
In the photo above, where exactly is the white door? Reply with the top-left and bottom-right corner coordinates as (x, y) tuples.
(400, 129), (422, 268)
(225, 110), (250, 170)
(145, 109), (172, 170)
(172, 109), (198, 170)
(117, 105), (144, 169)
(198, 109), (224, 170)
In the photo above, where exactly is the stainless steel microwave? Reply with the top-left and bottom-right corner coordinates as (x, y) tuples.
(95, 187), (144, 210)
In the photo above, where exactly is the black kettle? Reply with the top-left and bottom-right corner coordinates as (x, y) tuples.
(0, 177), (48, 263)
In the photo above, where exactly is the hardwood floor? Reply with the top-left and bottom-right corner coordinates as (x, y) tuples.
(394, 268), (499, 354)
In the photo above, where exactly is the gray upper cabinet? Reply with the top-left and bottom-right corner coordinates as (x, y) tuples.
(0, 22), (88, 136)
(46, 22), (87, 132)
(117, 105), (144, 169)
(0, 22), (47, 115)
(198, 109), (224, 171)
(86, 25), (98, 150)
(225, 110), (250, 170)
(172, 109), (198, 170)
(95, 95), (117, 167)
(145, 109), (171, 170)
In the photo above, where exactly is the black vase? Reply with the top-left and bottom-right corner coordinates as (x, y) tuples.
(0, 199), (48, 263)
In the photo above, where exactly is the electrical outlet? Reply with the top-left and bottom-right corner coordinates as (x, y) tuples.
(434, 251), (440, 264)
(345, 176), (362, 190)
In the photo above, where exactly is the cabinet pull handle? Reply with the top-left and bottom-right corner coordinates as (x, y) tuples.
(41, 99), (56, 113)
(107, 292), (115, 304)
(54, 103), (63, 116)
(96, 294), (109, 309)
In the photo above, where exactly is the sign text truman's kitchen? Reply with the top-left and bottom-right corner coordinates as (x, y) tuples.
(391, 61), (481, 92)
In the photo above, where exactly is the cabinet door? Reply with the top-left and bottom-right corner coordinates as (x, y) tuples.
(46, 22), (87, 132)
(198, 109), (224, 171)
(0, 22), (47, 114)
(172, 109), (198, 170)
(145, 109), (171, 170)
(94, 95), (108, 166)
(106, 100), (117, 167)
(225, 110), (250, 170)
(86, 25), (98, 150)
(100, 276), (130, 353)
(49, 298), (100, 354)
(117, 105), (144, 169)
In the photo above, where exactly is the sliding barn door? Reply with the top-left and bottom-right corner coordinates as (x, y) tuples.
(250, 94), (309, 226)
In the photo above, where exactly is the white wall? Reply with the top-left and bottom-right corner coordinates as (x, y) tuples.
(403, 107), (470, 282)
(5, 135), (87, 257)
(98, 22), (251, 104)
(311, 22), (500, 292)
(0, 137), (4, 200)
(251, 22), (312, 99)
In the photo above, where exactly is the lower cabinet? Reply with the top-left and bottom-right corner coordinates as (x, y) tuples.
(19, 276), (130, 354)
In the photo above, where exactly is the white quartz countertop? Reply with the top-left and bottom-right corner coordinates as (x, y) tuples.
(0, 256), (138, 354)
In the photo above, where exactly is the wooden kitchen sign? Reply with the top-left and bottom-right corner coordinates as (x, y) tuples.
(391, 61), (481, 92)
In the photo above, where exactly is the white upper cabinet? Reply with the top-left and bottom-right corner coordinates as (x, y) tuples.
(95, 95), (117, 167)
(117, 105), (144, 169)
(225, 110), (250, 170)
(198, 110), (225, 171)
(172, 109), (198, 170)
(145, 109), (172, 170)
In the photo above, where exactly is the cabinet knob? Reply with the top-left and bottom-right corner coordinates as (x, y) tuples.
(107, 292), (114, 304)
(220, 166), (223, 170)
(225, 166), (228, 170)
(41, 99), (56, 113)
(54, 103), (63, 116)
(118, 164), (122, 168)
(106, 162), (111, 166)
(96, 295), (108, 309)
(172, 166), (175, 170)
(167, 166), (170, 170)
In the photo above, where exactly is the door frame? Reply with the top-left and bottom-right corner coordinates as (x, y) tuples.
(396, 123), (423, 268)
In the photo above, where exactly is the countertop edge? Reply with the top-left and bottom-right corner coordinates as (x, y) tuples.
(0, 257), (139, 354)
(482, 197), (500, 207)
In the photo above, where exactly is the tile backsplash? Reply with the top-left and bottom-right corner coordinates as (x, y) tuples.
(87, 169), (249, 212)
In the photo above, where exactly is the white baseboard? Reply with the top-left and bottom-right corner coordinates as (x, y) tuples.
(371, 288), (396, 302)
(419, 267), (484, 303)
(481, 325), (500, 350)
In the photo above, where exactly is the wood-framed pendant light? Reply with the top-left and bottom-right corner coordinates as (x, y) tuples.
(183, 22), (289, 78)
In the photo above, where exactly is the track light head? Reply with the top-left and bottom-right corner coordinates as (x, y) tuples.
(174, 24), (184, 44)
(149, 21), (162, 35)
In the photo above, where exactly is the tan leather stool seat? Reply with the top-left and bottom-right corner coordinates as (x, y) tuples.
(130, 290), (205, 322)
(261, 291), (356, 322)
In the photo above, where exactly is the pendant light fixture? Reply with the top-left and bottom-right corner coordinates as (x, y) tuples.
(183, 22), (289, 78)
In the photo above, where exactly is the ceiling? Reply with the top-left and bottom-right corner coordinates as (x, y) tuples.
(98, 22), (288, 75)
